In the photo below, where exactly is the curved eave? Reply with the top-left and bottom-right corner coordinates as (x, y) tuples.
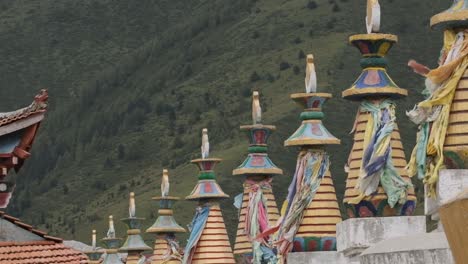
(284, 138), (341, 147)
(431, 10), (468, 29)
(342, 87), (408, 101)
(185, 193), (229, 200)
(349, 33), (398, 43)
(191, 158), (222, 163)
(232, 167), (283, 176)
(146, 227), (186, 234)
(290, 92), (332, 99)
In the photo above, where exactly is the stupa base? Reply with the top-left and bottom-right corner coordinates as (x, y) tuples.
(292, 236), (337, 252)
(336, 216), (426, 258)
(360, 232), (454, 264)
(287, 251), (352, 264)
(425, 169), (468, 217)
(345, 199), (416, 218)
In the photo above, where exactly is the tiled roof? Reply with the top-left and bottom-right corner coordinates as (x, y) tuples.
(0, 89), (48, 128)
(0, 241), (88, 264)
(0, 211), (62, 242)
(0, 211), (88, 263)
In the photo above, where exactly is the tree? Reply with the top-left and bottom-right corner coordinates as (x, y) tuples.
(298, 50), (306, 59)
(250, 71), (261, 82)
(307, 1), (318, 9)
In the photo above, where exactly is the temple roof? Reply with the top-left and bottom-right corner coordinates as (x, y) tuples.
(0, 211), (87, 263)
(0, 89), (48, 130)
(0, 241), (88, 264)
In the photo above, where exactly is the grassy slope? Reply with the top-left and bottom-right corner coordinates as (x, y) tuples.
(1, 0), (448, 245)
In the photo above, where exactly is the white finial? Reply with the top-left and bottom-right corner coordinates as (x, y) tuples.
(201, 128), (209, 159)
(92, 230), (97, 249)
(107, 215), (115, 238)
(252, 91), (262, 124)
(129, 192), (136, 218)
(305, 54), (317, 93)
(161, 169), (170, 197)
(366, 0), (381, 34)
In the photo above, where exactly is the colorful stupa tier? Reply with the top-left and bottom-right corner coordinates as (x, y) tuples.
(232, 91), (282, 263)
(183, 129), (235, 264)
(146, 169), (186, 264)
(274, 54), (342, 263)
(119, 192), (152, 264)
(407, 0), (468, 198)
(101, 216), (124, 264)
(84, 230), (104, 264)
(0, 89), (48, 208)
(342, 0), (416, 218)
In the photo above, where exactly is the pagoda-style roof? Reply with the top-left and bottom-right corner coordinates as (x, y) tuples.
(431, 0), (468, 29)
(0, 89), (48, 172)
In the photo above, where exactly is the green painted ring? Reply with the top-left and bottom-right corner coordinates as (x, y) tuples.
(300, 111), (324, 120)
(198, 172), (215, 180)
(248, 146), (268, 153)
(360, 57), (387, 68)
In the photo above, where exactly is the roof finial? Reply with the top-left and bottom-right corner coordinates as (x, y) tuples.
(252, 91), (262, 125)
(161, 169), (170, 197)
(305, 54), (317, 93)
(366, 0), (381, 34)
(201, 128), (209, 159)
(92, 229), (97, 250)
(106, 215), (115, 239)
(129, 192), (136, 218)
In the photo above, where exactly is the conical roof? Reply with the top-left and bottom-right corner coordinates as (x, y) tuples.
(233, 91), (283, 176)
(186, 129), (229, 200)
(284, 93), (340, 146)
(119, 192), (152, 253)
(431, 0), (468, 29)
(147, 170), (185, 234)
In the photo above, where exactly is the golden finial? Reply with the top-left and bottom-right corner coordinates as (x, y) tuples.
(201, 128), (210, 159)
(252, 91), (262, 124)
(129, 192), (136, 218)
(161, 169), (170, 197)
(92, 229), (97, 249)
(305, 54), (317, 93)
(107, 215), (115, 238)
(366, 0), (381, 34)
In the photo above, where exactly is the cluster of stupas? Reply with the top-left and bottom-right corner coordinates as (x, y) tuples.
(80, 1), (466, 262)
(1, 0), (468, 264)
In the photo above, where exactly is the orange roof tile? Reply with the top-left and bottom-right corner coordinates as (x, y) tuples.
(0, 241), (87, 264)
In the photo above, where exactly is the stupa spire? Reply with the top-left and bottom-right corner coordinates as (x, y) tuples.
(84, 230), (104, 264)
(342, 1), (416, 217)
(273, 55), (342, 262)
(183, 129), (235, 264)
(146, 169), (185, 264)
(232, 91), (282, 263)
(101, 215), (124, 264)
(119, 192), (152, 264)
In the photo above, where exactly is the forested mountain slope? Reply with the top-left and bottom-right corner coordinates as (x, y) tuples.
(1, 0), (448, 244)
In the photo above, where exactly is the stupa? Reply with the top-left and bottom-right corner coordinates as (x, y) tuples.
(183, 128), (235, 264)
(232, 91), (282, 263)
(407, 0), (468, 198)
(84, 230), (104, 264)
(101, 215), (124, 264)
(406, 1), (468, 262)
(275, 54), (342, 263)
(146, 169), (186, 264)
(119, 192), (152, 264)
(342, 0), (416, 217)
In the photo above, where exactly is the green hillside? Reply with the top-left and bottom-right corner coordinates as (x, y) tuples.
(2, 0), (448, 245)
